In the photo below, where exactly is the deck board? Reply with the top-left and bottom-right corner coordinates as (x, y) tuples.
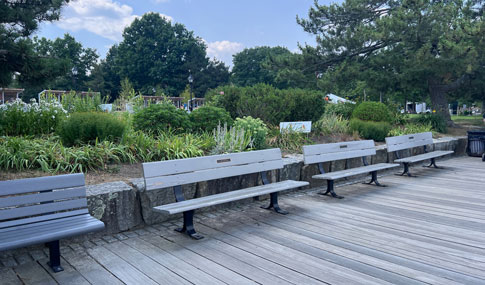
(3, 156), (485, 284)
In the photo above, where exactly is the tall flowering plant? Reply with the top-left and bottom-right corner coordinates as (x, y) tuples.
(0, 99), (68, 136)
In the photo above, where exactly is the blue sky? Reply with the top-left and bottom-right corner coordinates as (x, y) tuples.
(36, 0), (329, 67)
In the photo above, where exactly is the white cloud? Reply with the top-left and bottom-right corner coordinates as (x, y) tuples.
(205, 40), (244, 66)
(56, 0), (172, 42)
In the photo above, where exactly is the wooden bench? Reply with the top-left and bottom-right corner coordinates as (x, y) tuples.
(142, 148), (309, 239)
(302, 140), (400, 199)
(385, 132), (454, 176)
(0, 174), (105, 272)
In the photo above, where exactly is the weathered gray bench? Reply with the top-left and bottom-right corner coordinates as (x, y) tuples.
(142, 148), (309, 239)
(386, 132), (454, 176)
(303, 140), (400, 199)
(0, 174), (105, 272)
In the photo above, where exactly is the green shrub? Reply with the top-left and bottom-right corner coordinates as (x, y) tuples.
(210, 123), (253, 155)
(413, 113), (447, 133)
(325, 102), (356, 119)
(206, 84), (326, 125)
(0, 99), (67, 136)
(388, 123), (433, 136)
(234, 116), (268, 149)
(284, 89), (326, 122)
(58, 112), (127, 146)
(189, 106), (233, 132)
(315, 113), (350, 135)
(352, 102), (392, 122)
(349, 119), (391, 141)
(133, 103), (190, 134)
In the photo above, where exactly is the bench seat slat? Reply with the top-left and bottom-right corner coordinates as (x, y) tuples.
(145, 159), (284, 190)
(0, 187), (86, 208)
(153, 180), (309, 214)
(1, 214), (99, 236)
(0, 214), (104, 251)
(312, 163), (400, 180)
(394, 151), (454, 163)
(0, 198), (87, 220)
(0, 173), (85, 196)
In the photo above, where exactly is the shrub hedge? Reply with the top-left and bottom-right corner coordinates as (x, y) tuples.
(133, 103), (191, 134)
(58, 112), (127, 146)
(349, 119), (391, 141)
(189, 106), (233, 132)
(206, 84), (326, 125)
(352, 102), (392, 123)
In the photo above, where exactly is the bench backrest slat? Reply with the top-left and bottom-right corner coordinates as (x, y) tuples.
(0, 173), (85, 195)
(0, 187), (85, 208)
(385, 132), (433, 152)
(0, 209), (89, 230)
(0, 198), (87, 221)
(143, 148), (284, 190)
(302, 140), (376, 164)
(0, 173), (88, 228)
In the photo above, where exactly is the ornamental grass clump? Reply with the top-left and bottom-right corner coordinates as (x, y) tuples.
(210, 123), (253, 155)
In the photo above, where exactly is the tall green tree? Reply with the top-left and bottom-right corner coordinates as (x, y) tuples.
(298, 0), (484, 123)
(0, 0), (70, 86)
(231, 46), (291, 87)
(33, 34), (98, 91)
(107, 13), (213, 97)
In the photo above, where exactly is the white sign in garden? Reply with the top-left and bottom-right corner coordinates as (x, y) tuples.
(279, 121), (312, 133)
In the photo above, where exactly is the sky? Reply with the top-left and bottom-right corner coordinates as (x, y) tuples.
(35, 0), (326, 67)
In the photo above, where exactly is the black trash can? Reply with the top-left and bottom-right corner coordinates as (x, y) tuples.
(466, 129), (485, 157)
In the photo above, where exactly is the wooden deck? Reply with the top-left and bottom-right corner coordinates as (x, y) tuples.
(2, 156), (485, 284)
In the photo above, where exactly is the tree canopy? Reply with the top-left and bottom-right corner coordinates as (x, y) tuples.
(297, 0), (484, 122)
(104, 12), (229, 98)
(231, 46), (292, 87)
(0, 0), (70, 86)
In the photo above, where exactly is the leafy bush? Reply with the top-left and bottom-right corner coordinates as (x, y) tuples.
(267, 128), (310, 153)
(352, 102), (392, 123)
(234, 116), (268, 150)
(284, 89), (326, 122)
(325, 103), (356, 119)
(58, 112), (127, 146)
(133, 103), (191, 134)
(210, 123), (253, 155)
(206, 84), (326, 125)
(189, 106), (233, 132)
(413, 113), (447, 133)
(388, 123), (433, 136)
(349, 119), (391, 141)
(315, 113), (350, 135)
(0, 99), (67, 136)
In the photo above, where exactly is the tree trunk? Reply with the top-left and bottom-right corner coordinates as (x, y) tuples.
(428, 76), (466, 126)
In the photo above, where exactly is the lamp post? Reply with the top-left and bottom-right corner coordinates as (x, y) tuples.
(187, 71), (193, 112)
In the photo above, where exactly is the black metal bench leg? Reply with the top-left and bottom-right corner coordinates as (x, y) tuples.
(364, 171), (387, 187)
(319, 180), (344, 199)
(396, 163), (415, 177)
(261, 192), (289, 215)
(424, 158), (442, 169)
(175, 210), (204, 240)
(47, 240), (63, 273)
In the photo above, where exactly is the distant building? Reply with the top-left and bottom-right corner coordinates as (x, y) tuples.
(0, 88), (24, 104)
(135, 95), (183, 108)
(325, 94), (355, 104)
